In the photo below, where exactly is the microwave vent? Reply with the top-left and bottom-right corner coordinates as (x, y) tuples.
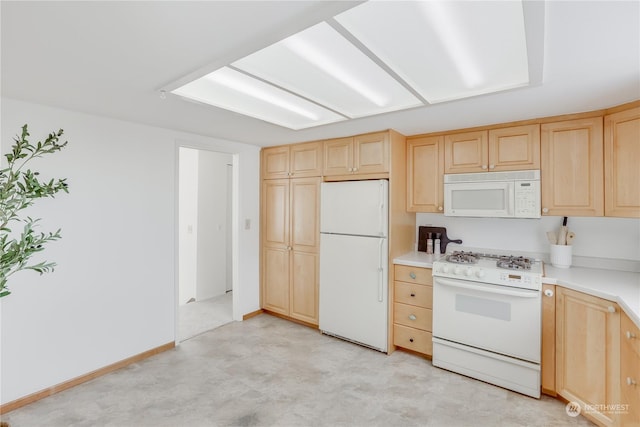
(444, 170), (540, 183)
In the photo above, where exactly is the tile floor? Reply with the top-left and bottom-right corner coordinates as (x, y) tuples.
(178, 291), (233, 342)
(2, 314), (594, 427)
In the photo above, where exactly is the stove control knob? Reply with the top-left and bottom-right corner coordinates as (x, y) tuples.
(476, 269), (486, 279)
(465, 268), (473, 277)
(454, 266), (463, 275)
(441, 264), (450, 274)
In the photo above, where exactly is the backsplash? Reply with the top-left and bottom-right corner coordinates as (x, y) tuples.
(416, 214), (640, 267)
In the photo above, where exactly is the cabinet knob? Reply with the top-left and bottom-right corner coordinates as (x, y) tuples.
(627, 377), (637, 386)
(409, 272), (417, 279)
(626, 331), (637, 339)
(544, 289), (554, 297)
(489, 164), (495, 170)
(542, 208), (549, 214)
(607, 306), (616, 313)
(481, 165), (488, 170)
(438, 206), (443, 211)
(408, 314), (417, 321)
(409, 338), (414, 343)
(410, 293), (416, 297)
(353, 167), (358, 172)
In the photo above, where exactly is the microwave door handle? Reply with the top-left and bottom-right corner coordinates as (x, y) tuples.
(507, 183), (514, 216)
(435, 277), (539, 298)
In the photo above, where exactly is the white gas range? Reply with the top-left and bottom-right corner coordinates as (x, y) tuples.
(432, 250), (543, 399)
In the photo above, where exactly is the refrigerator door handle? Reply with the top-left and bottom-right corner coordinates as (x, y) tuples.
(379, 182), (385, 236)
(378, 239), (384, 302)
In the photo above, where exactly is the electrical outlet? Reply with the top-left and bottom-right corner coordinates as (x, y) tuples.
(244, 219), (251, 230)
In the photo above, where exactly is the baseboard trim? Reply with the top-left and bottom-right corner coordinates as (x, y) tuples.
(242, 309), (264, 320)
(0, 341), (175, 414)
(263, 310), (319, 329)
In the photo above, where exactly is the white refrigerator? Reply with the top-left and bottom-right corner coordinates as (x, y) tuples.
(319, 180), (389, 352)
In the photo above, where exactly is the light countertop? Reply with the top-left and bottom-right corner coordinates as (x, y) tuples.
(393, 251), (640, 329)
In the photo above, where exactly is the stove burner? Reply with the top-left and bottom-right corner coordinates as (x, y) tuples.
(496, 256), (532, 270)
(446, 251), (479, 264)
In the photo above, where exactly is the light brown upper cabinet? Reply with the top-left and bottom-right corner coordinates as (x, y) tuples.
(262, 141), (323, 179)
(541, 117), (604, 216)
(323, 131), (389, 177)
(604, 107), (640, 218)
(444, 125), (540, 174)
(407, 136), (444, 212)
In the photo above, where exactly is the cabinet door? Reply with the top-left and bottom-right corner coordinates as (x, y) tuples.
(262, 180), (289, 248)
(407, 136), (444, 212)
(488, 124), (540, 171)
(262, 246), (290, 315)
(541, 284), (556, 396)
(290, 177), (320, 252)
(290, 141), (323, 178)
(290, 251), (318, 325)
(604, 107), (640, 218)
(541, 117), (604, 216)
(444, 130), (488, 173)
(354, 132), (389, 174)
(620, 312), (640, 426)
(323, 137), (353, 176)
(262, 146), (290, 179)
(556, 287), (620, 426)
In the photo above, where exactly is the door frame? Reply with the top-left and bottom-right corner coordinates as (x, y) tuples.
(174, 140), (240, 343)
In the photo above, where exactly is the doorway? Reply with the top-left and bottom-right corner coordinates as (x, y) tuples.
(177, 147), (234, 341)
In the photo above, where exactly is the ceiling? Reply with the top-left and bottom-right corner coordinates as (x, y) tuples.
(2, 1), (639, 147)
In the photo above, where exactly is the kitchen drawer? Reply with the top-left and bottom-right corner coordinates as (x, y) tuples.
(394, 265), (432, 286)
(621, 312), (640, 358)
(394, 282), (432, 308)
(394, 324), (432, 355)
(394, 302), (432, 331)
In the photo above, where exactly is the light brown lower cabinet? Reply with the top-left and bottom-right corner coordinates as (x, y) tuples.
(555, 287), (621, 427)
(620, 311), (640, 426)
(392, 265), (433, 356)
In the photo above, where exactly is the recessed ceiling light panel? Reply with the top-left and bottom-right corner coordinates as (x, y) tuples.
(233, 22), (423, 118)
(335, 1), (530, 103)
(172, 67), (346, 130)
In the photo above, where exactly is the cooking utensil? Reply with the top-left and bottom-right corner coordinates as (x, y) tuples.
(558, 217), (568, 245)
(546, 231), (557, 245)
(566, 231), (576, 245)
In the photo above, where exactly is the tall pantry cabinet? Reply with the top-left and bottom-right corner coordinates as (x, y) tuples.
(261, 142), (322, 325)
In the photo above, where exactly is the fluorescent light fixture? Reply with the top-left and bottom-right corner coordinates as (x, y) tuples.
(172, 67), (345, 130)
(232, 22), (422, 119)
(335, 1), (530, 103)
(170, 1), (534, 129)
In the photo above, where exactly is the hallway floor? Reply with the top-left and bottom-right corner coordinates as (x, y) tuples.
(2, 314), (593, 427)
(178, 291), (233, 341)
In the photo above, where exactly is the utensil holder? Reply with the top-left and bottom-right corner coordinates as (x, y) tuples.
(550, 244), (572, 268)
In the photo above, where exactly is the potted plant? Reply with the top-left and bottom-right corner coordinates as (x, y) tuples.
(0, 125), (69, 298)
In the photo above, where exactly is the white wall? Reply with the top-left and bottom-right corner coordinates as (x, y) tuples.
(0, 98), (260, 405)
(195, 150), (232, 301)
(178, 147), (199, 304)
(416, 213), (640, 262)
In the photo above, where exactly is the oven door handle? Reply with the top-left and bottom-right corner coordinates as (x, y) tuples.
(435, 277), (539, 298)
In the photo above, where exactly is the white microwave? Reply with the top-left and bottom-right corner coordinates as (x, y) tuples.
(444, 170), (541, 218)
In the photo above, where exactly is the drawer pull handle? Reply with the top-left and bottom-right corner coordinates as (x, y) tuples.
(607, 306), (616, 313)
(409, 272), (416, 279)
(408, 314), (417, 321)
(409, 338), (414, 343)
(626, 331), (637, 339)
(627, 377), (637, 386)
(410, 293), (416, 297)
